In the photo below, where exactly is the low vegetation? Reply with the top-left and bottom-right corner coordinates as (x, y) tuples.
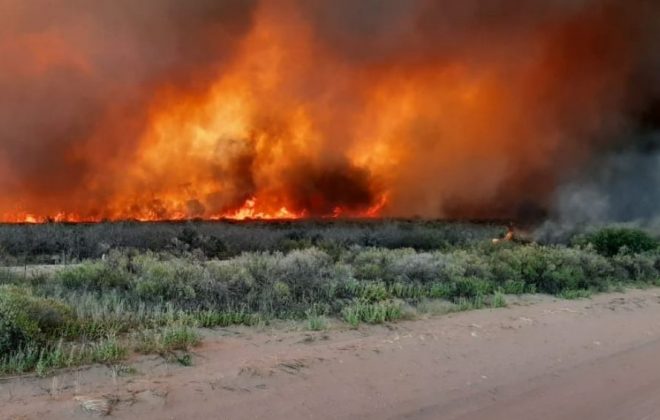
(574, 227), (658, 257)
(0, 223), (658, 376)
(0, 220), (501, 265)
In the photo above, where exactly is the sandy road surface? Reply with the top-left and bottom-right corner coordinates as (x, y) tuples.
(3, 289), (660, 420)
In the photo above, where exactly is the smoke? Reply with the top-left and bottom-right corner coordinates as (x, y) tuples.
(1, 0), (659, 222)
(0, 0), (258, 218)
(536, 99), (660, 241)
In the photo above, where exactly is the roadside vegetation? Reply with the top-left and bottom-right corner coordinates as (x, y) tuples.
(0, 221), (658, 376)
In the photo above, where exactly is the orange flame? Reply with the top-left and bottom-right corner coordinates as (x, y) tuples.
(0, 1), (642, 223)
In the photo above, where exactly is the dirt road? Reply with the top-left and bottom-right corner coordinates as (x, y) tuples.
(3, 289), (660, 420)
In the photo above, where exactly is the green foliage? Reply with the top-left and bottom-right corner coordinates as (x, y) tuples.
(306, 310), (328, 331)
(194, 310), (261, 328)
(2, 223), (660, 376)
(341, 300), (403, 327)
(133, 256), (202, 304)
(133, 323), (200, 354)
(57, 261), (131, 291)
(0, 336), (127, 377)
(451, 277), (492, 299)
(0, 220), (500, 263)
(575, 227), (658, 257)
(501, 279), (528, 294)
(161, 324), (200, 351)
(454, 295), (485, 311)
(610, 251), (660, 284)
(491, 290), (507, 308)
(0, 286), (75, 354)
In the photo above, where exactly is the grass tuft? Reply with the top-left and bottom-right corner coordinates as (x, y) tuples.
(491, 291), (507, 308)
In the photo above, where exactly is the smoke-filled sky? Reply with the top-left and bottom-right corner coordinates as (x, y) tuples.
(0, 0), (659, 222)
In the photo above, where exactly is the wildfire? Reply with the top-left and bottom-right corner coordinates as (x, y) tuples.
(492, 226), (515, 244)
(3, 193), (390, 224)
(0, 1), (651, 223)
(215, 197), (303, 221)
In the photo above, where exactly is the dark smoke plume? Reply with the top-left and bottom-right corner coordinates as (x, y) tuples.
(1, 0), (660, 222)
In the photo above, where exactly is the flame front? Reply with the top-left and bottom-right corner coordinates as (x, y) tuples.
(0, 1), (656, 222)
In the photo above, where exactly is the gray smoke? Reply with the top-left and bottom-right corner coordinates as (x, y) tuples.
(0, 0), (257, 215)
(536, 126), (660, 242)
(2, 0), (660, 223)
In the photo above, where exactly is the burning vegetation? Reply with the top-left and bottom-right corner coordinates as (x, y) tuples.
(1, 1), (659, 223)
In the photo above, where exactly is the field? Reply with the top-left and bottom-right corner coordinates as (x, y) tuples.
(1, 220), (659, 377)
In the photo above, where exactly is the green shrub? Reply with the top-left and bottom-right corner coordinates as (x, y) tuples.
(576, 228), (658, 257)
(56, 262), (131, 292)
(274, 248), (334, 300)
(610, 252), (660, 284)
(346, 248), (398, 283)
(341, 300), (402, 326)
(358, 282), (390, 302)
(133, 258), (201, 304)
(133, 323), (200, 354)
(0, 336), (128, 377)
(454, 295), (485, 311)
(428, 282), (453, 299)
(194, 310), (260, 328)
(491, 291), (507, 308)
(451, 277), (492, 299)
(488, 245), (613, 295)
(0, 286), (75, 354)
(389, 252), (446, 284)
(306, 310), (328, 331)
(5, 224), (660, 376)
(208, 259), (255, 306)
(161, 324), (200, 351)
(388, 282), (425, 299)
(501, 279), (527, 294)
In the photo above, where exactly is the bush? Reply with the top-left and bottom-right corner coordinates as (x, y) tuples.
(610, 252), (660, 284)
(491, 291), (507, 308)
(56, 261), (132, 292)
(132, 256), (204, 305)
(176, 227), (227, 257)
(0, 286), (75, 354)
(0, 220), (501, 263)
(208, 259), (255, 307)
(575, 228), (658, 257)
(389, 252), (447, 284)
(5, 223), (660, 376)
(487, 245), (613, 295)
(346, 248), (414, 283)
(274, 248), (335, 300)
(306, 310), (328, 331)
(450, 277), (492, 299)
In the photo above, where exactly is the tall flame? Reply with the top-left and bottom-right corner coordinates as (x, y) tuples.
(0, 0), (657, 223)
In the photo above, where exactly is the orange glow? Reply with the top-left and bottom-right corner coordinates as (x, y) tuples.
(0, 1), (644, 223)
(215, 197), (304, 221)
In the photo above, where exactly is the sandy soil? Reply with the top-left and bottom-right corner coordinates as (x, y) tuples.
(3, 289), (660, 420)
